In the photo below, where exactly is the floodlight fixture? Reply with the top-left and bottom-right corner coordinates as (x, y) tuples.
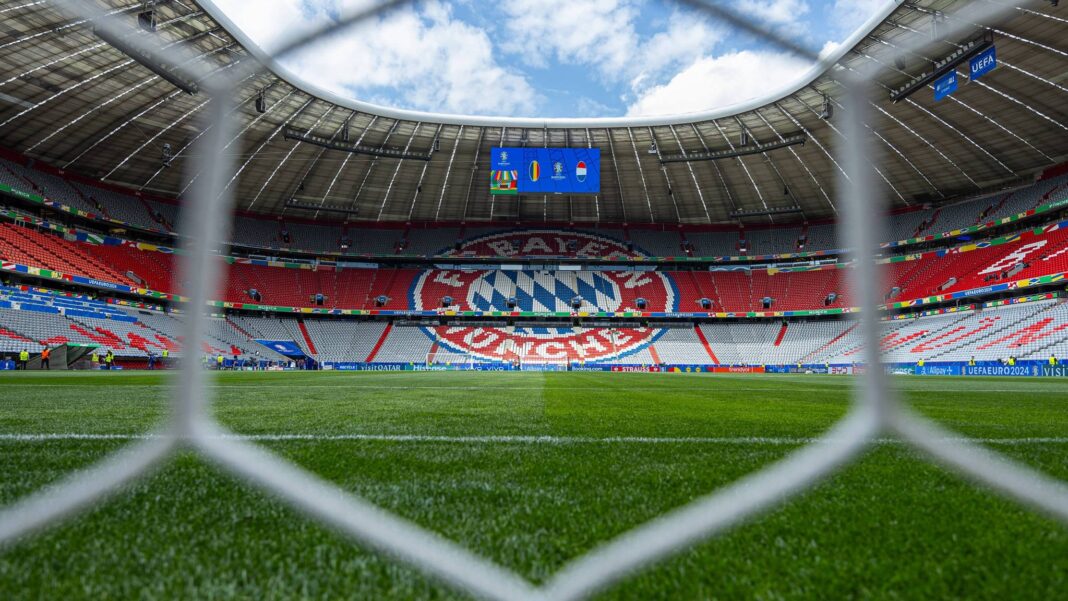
(137, 8), (156, 32)
(660, 135), (806, 163)
(820, 94), (833, 120)
(94, 24), (199, 94)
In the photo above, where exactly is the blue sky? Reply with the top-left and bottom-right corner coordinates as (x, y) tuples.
(211, 0), (890, 118)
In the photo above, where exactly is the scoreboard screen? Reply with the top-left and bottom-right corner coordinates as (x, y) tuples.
(490, 147), (600, 195)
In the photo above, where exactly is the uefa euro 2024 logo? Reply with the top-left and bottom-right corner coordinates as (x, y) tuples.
(552, 161), (564, 180)
(498, 150), (509, 165)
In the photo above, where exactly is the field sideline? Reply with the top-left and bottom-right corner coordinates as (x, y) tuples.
(0, 371), (1066, 599)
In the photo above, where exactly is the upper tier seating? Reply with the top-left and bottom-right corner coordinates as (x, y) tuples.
(0, 223), (130, 284)
(2, 153), (1067, 258)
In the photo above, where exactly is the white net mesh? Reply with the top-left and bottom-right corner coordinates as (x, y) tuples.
(1, 2), (1065, 601)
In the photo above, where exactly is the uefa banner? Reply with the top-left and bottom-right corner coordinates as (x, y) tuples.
(898, 361), (1062, 377)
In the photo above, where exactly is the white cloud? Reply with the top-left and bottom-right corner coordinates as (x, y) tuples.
(498, 0), (721, 92)
(628, 13), (723, 93)
(574, 96), (617, 118)
(213, 0), (538, 116)
(210, 0), (883, 119)
(737, 0), (811, 26)
(499, 0), (640, 75)
(830, 0), (893, 36)
(625, 50), (813, 117)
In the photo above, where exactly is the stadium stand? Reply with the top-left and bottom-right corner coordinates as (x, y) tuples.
(4, 215), (1068, 314)
(3, 153), (1064, 260)
(4, 273), (1068, 367)
(0, 124), (1066, 369)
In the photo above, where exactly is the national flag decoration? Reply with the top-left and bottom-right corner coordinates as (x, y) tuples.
(575, 160), (587, 183)
(528, 160), (540, 182)
(490, 170), (519, 195)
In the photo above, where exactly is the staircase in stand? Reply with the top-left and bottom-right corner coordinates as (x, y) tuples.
(296, 319), (318, 356)
(364, 323), (393, 362)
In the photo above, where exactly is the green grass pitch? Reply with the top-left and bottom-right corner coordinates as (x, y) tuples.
(0, 371), (1066, 599)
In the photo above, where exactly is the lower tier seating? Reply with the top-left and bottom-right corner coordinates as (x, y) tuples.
(4, 283), (1068, 367)
(2, 220), (1068, 313)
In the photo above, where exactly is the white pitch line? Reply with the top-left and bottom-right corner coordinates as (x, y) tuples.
(1, 433), (1067, 445)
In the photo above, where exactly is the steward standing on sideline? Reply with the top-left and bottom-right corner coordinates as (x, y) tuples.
(41, 347), (50, 370)
(18, 349), (28, 370)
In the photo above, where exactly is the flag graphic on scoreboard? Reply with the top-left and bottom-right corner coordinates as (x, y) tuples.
(575, 161), (587, 183)
(490, 169), (518, 195)
(529, 160), (540, 182)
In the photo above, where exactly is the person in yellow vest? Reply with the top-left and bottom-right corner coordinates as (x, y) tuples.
(917, 358), (925, 369)
(41, 347), (50, 370)
(104, 351), (114, 370)
(217, 354), (224, 370)
(968, 356), (976, 366)
(1007, 356), (1016, 367)
(91, 351), (99, 370)
(162, 348), (169, 368)
(1050, 354), (1058, 367)
(18, 349), (29, 371)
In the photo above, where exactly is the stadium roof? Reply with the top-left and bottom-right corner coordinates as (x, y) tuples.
(0, 0), (1065, 225)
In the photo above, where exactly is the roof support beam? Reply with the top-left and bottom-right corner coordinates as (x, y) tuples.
(279, 110), (357, 208)
(734, 115), (801, 222)
(174, 86), (296, 195)
(220, 97), (315, 198)
(102, 96), (211, 182)
(350, 119), (401, 211)
(668, 124), (711, 223)
(649, 127), (681, 223)
(460, 126), (485, 223)
(377, 122), (422, 220)
(712, 120), (767, 214)
(585, 128), (600, 223)
(625, 127), (654, 222)
(434, 125), (463, 221)
(690, 123), (740, 220)
(320, 115), (378, 216)
(57, 43), (242, 167)
(753, 108), (834, 214)
(0, 4), (139, 52)
(247, 105), (337, 210)
(604, 129), (627, 224)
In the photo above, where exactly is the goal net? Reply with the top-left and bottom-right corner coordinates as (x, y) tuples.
(425, 350), (476, 370)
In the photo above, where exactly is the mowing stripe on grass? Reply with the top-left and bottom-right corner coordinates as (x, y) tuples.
(2, 433), (1067, 445)
(7, 384), (1058, 394)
